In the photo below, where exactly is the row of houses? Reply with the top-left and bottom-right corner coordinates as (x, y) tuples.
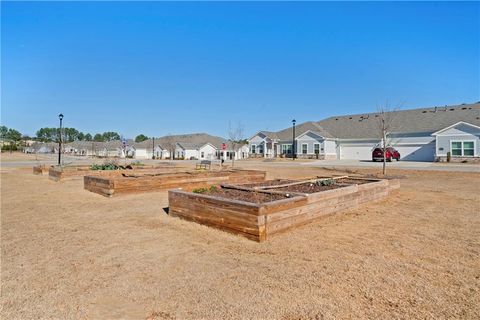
(249, 102), (480, 162)
(27, 133), (250, 160)
(25, 102), (480, 163)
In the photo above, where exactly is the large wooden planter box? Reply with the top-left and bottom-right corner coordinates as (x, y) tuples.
(33, 164), (51, 175)
(168, 177), (399, 242)
(48, 164), (179, 182)
(84, 169), (267, 197)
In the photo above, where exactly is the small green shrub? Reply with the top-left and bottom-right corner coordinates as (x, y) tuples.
(316, 178), (336, 186)
(1, 144), (17, 151)
(192, 185), (218, 194)
(90, 163), (120, 171)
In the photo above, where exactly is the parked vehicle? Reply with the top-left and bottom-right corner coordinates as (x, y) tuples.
(372, 147), (400, 162)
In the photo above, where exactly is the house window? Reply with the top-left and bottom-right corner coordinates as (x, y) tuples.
(281, 144), (292, 154)
(258, 144), (264, 154)
(251, 145), (256, 154)
(464, 141), (475, 156)
(314, 143), (320, 154)
(451, 142), (462, 156)
(201, 151), (204, 158)
(302, 144), (308, 154)
(451, 141), (475, 156)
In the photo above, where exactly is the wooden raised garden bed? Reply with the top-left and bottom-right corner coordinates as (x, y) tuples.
(168, 176), (400, 242)
(84, 169), (267, 197)
(48, 164), (179, 182)
(33, 164), (51, 175)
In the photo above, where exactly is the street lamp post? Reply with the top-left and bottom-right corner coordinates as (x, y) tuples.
(152, 137), (155, 159)
(292, 119), (296, 160)
(58, 113), (63, 165)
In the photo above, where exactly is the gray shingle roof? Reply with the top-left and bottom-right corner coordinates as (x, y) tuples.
(156, 133), (227, 149)
(253, 102), (480, 141)
(176, 142), (202, 150)
(317, 103), (480, 139)
(275, 121), (335, 140)
(254, 122), (334, 141)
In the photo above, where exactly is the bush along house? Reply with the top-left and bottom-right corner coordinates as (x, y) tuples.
(248, 102), (480, 162)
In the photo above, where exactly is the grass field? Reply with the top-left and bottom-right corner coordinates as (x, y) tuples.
(1, 154), (479, 319)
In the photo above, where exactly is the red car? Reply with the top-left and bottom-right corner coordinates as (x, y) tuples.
(372, 147), (400, 162)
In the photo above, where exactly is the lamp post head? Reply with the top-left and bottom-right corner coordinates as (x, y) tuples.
(292, 119), (296, 125)
(59, 113), (64, 121)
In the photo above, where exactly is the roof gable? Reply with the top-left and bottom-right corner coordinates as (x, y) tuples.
(296, 130), (326, 140)
(431, 121), (480, 136)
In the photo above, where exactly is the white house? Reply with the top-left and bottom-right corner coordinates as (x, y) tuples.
(216, 142), (250, 161)
(198, 143), (217, 160)
(249, 102), (480, 162)
(432, 121), (480, 162)
(175, 142), (199, 159)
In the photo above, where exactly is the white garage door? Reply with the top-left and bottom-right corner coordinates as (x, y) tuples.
(340, 145), (374, 160)
(395, 142), (436, 162)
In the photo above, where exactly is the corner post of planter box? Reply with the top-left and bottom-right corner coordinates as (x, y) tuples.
(258, 206), (268, 242)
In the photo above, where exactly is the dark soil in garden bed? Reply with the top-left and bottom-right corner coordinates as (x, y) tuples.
(335, 178), (372, 185)
(206, 188), (289, 204)
(241, 179), (297, 188)
(275, 182), (348, 194)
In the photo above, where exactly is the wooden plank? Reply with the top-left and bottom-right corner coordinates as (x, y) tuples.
(266, 198), (360, 235)
(169, 195), (262, 224)
(169, 190), (262, 215)
(170, 210), (263, 242)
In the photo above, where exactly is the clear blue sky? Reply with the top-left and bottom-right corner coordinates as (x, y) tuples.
(2, 1), (479, 138)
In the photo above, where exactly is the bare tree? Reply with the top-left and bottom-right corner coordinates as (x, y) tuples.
(162, 134), (176, 163)
(375, 102), (401, 175)
(228, 121), (245, 168)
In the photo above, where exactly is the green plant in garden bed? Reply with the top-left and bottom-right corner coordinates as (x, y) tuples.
(316, 179), (336, 186)
(192, 185), (218, 194)
(90, 164), (119, 170)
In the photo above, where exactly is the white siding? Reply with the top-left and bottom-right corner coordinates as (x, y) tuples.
(133, 148), (148, 159)
(340, 144), (375, 160)
(249, 134), (266, 154)
(395, 143), (436, 161)
(324, 140), (337, 158)
(436, 123), (480, 157)
(199, 144), (216, 160)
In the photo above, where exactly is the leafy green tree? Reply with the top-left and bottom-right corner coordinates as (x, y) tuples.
(77, 132), (85, 141)
(5, 128), (22, 153)
(36, 127), (59, 142)
(102, 131), (120, 141)
(93, 133), (104, 142)
(135, 134), (148, 143)
(63, 128), (81, 142)
(7, 128), (22, 142)
(84, 133), (92, 141)
(0, 126), (8, 139)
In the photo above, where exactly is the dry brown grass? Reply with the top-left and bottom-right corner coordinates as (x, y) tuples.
(1, 159), (479, 319)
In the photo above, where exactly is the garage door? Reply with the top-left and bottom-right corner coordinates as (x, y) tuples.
(340, 145), (374, 160)
(395, 142), (436, 162)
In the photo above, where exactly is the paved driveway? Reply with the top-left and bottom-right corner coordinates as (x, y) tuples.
(301, 159), (480, 172)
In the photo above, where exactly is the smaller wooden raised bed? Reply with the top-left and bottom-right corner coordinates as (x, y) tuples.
(84, 169), (267, 197)
(48, 164), (179, 182)
(168, 176), (400, 242)
(33, 164), (51, 175)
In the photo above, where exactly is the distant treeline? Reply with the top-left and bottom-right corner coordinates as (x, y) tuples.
(35, 128), (122, 143)
(1, 125), (152, 144)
